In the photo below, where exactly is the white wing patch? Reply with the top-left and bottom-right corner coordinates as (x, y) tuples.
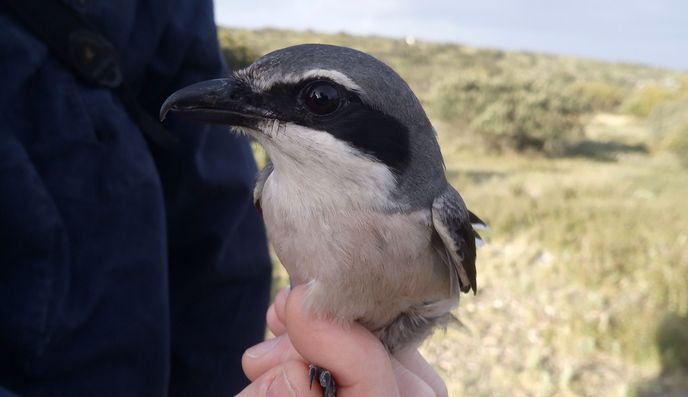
(472, 222), (490, 232)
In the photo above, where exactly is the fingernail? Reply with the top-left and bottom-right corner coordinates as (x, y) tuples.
(245, 337), (281, 358)
(267, 368), (296, 397)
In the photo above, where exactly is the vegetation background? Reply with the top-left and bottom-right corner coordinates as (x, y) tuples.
(219, 27), (688, 396)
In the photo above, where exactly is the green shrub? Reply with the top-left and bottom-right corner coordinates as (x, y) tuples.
(572, 81), (627, 111)
(664, 123), (688, 167)
(437, 74), (588, 154)
(436, 71), (496, 124)
(218, 32), (259, 69)
(470, 91), (584, 154)
(620, 84), (672, 117)
(656, 313), (688, 374)
(645, 96), (688, 161)
(648, 98), (688, 138)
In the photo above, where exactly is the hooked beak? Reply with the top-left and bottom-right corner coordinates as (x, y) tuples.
(159, 77), (266, 128)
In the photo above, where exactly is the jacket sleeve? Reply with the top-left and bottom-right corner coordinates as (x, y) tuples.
(0, 124), (64, 397)
(0, 387), (21, 397)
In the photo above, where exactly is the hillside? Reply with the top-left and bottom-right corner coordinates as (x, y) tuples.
(218, 27), (688, 396)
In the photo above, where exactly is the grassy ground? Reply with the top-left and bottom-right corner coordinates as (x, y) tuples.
(423, 115), (688, 396)
(224, 27), (688, 396)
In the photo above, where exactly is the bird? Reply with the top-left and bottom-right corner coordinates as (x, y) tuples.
(160, 43), (485, 396)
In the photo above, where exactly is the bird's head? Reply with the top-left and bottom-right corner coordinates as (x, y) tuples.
(161, 44), (446, 209)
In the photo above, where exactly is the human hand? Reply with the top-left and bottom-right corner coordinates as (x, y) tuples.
(237, 286), (448, 397)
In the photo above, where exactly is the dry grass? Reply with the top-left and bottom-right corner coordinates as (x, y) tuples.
(425, 120), (688, 396)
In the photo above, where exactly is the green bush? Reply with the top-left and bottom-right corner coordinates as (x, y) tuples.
(470, 91), (584, 154)
(620, 84), (672, 117)
(436, 71), (495, 124)
(572, 81), (627, 111)
(437, 74), (588, 154)
(664, 123), (688, 167)
(648, 98), (688, 138)
(656, 313), (688, 374)
(218, 32), (259, 70)
(645, 96), (688, 162)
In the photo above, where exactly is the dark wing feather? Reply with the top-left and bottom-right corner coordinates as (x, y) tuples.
(432, 186), (479, 295)
(468, 209), (488, 243)
(469, 210), (488, 230)
(253, 161), (273, 216)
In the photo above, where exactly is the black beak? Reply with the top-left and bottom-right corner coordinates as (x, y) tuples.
(159, 77), (265, 128)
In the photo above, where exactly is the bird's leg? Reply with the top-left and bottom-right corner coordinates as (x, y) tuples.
(308, 364), (336, 397)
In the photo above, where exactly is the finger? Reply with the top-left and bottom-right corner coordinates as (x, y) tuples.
(390, 357), (437, 397)
(394, 349), (448, 397)
(242, 334), (303, 381)
(266, 305), (284, 336)
(236, 359), (322, 397)
(284, 285), (400, 396)
(267, 286), (289, 336)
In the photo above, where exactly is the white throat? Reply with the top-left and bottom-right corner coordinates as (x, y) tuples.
(256, 122), (399, 215)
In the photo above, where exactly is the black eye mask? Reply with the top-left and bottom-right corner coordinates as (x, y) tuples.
(265, 80), (411, 175)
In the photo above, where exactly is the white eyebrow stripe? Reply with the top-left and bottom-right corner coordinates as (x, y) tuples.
(253, 69), (361, 93)
(300, 69), (361, 92)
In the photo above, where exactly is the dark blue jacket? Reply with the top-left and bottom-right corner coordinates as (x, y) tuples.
(0, 1), (272, 396)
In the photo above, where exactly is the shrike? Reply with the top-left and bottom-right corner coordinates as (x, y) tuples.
(161, 44), (485, 396)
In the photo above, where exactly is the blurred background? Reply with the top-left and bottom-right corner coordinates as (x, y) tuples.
(214, 1), (688, 396)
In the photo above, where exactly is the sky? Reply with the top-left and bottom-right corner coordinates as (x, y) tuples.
(214, 0), (688, 71)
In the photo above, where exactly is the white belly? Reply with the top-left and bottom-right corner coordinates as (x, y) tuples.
(261, 174), (452, 329)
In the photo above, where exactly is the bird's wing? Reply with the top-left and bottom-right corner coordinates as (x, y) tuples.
(468, 210), (488, 231)
(431, 186), (480, 295)
(253, 161), (273, 215)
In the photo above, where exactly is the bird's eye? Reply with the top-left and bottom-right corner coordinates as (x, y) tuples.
(302, 81), (342, 115)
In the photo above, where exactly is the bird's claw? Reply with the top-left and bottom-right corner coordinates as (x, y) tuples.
(308, 364), (336, 397)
